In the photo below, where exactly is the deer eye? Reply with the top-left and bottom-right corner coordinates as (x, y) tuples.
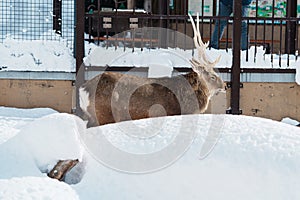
(210, 75), (217, 81)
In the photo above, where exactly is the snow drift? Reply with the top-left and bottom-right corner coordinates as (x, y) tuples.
(0, 107), (300, 199)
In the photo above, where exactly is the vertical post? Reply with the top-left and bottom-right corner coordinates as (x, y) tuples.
(75, 0), (85, 114)
(158, 0), (168, 16)
(53, 0), (62, 35)
(75, 0), (84, 74)
(285, 0), (297, 54)
(229, 0), (242, 114)
(127, 0), (134, 9)
(158, 0), (168, 48)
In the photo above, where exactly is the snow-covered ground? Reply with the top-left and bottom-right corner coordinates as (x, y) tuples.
(0, 107), (300, 199)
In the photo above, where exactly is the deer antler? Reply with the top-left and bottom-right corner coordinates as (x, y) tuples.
(188, 13), (221, 70)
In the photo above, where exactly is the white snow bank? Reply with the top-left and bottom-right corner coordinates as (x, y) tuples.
(19, 113), (86, 172)
(0, 177), (79, 200)
(0, 36), (75, 72)
(75, 114), (300, 200)
(0, 107), (57, 145)
(0, 113), (86, 179)
(84, 44), (299, 70)
(1, 108), (300, 199)
(0, 106), (57, 118)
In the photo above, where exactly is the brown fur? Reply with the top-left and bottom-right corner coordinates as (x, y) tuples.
(80, 14), (224, 127)
(80, 70), (224, 127)
(48, 159), (79, 181)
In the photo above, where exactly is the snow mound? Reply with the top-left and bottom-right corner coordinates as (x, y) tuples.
(0, 176), (79, 200)
(0, 106), (57, 118)
(76, 114), (300, 200)
(1, 109), (300, 199)
(0, 107), (58, 147)
(19, 113), (86, 172)
(0, 113), (86, 179)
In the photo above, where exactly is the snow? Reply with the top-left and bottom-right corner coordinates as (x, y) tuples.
(0, 107), (57, 145)
(1, 107), (300, 199)
(0, 177), (79, 200)
(1, 2), (299, 198)
(84, 44), (299, 78)
(1, 37), (296, 75)
(19, 113), (86, 172)
(296, 64), (300, 85)
(281, 117), (300, 126)
(85, 44), (299, 69)
(0, 35), (75, 72)
(0, 33), (298, 78)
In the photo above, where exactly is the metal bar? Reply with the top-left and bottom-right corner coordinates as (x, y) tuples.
(285, 0), (297, 54)
(225, 18), (229, 51)
(263, 19), (266, 53)
(254, 0), (258, 63)
(230, 0), (242, 114)
(75, 0), (85, 114)
(158, 0), (168, 48)
(85, 66), (296, 74)
(75, 0), (85, 74)
(87, 12), (296, 21)
(245, 19), (249, 62)
(270, 0), (275, 65)
(279, 19), (283, 67)
(296, 20), (299, 61)
(53, 0), (62, 35)
(85, 66), (149, 72)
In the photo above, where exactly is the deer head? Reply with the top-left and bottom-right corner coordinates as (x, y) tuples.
(188, 13), (224, 97)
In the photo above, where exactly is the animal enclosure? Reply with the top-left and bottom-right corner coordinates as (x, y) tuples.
(0, 0), (299, 122)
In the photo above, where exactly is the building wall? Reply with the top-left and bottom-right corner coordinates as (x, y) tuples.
(207, 82), (300, 122)
(0, 79), (74, 113)
(239, 82), (300, 121)
(0, 79), (299, 122)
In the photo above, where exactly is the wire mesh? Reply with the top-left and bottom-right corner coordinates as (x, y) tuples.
(0, 0), (74, 50)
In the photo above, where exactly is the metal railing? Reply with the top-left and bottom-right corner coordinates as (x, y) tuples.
(76, 0), (299, 115)
(82, 1), (299, 58)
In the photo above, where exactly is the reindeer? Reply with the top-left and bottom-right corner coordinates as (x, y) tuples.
(79, 14), (225, 127)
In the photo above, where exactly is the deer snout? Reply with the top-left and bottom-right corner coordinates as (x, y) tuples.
(216, 82), (226, 95)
